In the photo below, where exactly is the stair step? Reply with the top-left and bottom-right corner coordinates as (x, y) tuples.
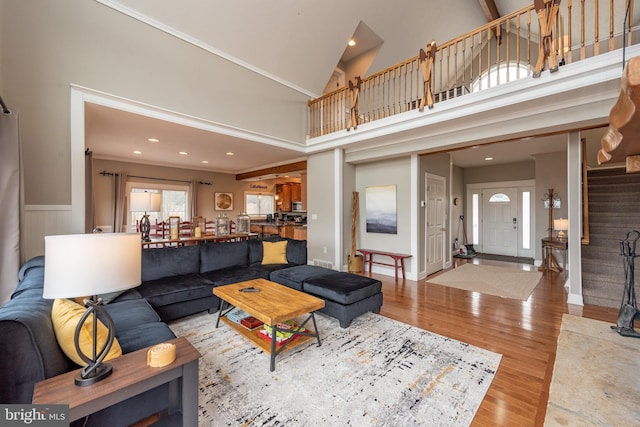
(582, 276), (625, 309)
(583, 168), (640, 309)
(588, 223), (640, 235)
(581, 259), (623, 275)
(589, 171), (640, 179)
(588, 181), (640, 191)
(588, 201), (640, 211)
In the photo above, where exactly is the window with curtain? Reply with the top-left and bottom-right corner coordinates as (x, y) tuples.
(128, 182), (190, 229)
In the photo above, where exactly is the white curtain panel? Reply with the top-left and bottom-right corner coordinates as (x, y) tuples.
(0, 107), (21, 305)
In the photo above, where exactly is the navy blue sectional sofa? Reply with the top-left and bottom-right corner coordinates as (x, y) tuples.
(0, 237), (382, 425)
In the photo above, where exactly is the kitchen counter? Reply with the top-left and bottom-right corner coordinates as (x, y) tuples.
(250, 222), (306, 239)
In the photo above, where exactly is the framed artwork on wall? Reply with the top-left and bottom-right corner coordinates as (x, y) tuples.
(365, 185), (397, 234)
(215, 192), (233, 211)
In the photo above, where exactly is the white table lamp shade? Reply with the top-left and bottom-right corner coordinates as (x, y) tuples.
(553, 218), (569, 231)
(130, 192), (161, 212)
(44, 233), (141, 299)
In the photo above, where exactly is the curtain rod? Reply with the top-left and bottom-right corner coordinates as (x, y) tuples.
(99, 171), (211, 186)
(0, 96), (10, 114)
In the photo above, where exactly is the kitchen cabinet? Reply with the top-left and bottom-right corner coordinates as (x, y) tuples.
(276, 182), (301, 212)
(293, 227), (307, 240)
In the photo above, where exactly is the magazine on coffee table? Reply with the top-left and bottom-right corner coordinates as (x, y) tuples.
(226, 308), (264, 330)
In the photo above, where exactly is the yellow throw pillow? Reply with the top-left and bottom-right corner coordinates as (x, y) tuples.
(51, 298), (122, 366)
(262, 241), (288, 264)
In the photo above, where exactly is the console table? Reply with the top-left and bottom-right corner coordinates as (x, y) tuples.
(33, 337), (200, 426)
(539, 237), (568, 274)
(357, 249), (412, 281)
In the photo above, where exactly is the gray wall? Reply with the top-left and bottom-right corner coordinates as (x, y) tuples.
(2, 0), (308, 205)
(307, 150), (338, 266)
(464, 161), (535, 184)
(356, 157), (413, 276)
(534, 151), (568, 248)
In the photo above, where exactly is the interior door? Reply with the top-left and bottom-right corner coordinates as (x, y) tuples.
(426, 174), (446, 275)
(482, 188), (518, 256)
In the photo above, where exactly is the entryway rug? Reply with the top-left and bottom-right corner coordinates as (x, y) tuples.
(545, 314), (640, 426)
(169, 311), (502, 426)
(428, 263), (542, 301)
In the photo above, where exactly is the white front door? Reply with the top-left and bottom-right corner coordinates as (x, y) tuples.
(426, 174), (446, 275)
(482, 188), (518, 256)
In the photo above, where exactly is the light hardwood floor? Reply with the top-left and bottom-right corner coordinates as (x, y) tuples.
(373, 257), (619, 427)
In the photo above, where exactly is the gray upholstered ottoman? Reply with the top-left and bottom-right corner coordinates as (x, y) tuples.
(269, 265), (330, 291)
(303, 272), (383, 328)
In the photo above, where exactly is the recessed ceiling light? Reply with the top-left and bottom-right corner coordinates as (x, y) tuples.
(147, 138), (159, 142)
(179, 151), (188, 155)
(348, 39), (356, 47)
(133, 150), (142, 154)
(201, 160), (209, 164)
(226, 152), (234, 156)
(484, 157), (493, 161)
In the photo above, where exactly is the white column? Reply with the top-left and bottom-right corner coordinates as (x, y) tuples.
(410, 154), (419, 281)
(566, 131), (584, 305)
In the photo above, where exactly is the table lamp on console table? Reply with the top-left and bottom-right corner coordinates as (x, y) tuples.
(131, 191), (162, 242)
(553, 218), (568, 240)
(43, 233), (141, 386)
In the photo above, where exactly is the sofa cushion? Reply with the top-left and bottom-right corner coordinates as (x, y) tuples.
(138, 274), (215, 308)
(115, 322), (176, 354)
(142, 245), (201, 282)
(284, 239), (307, 265)
(200, 240), (249, 273)
(200, 265), (269, 286)
(270, 265), (332, 291)
(103, 299), (161, 332)
(261, 241), (288, 264)
(0, 289), (74, 403)
(109, 288), (143, 303)
(17, 256), (45, 282)
(51, 298), (122, 366)
(12, 260), (45, 298)
(303, 273), (382, 305)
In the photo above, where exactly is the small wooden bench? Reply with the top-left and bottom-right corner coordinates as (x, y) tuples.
(357, 249), (412, 281)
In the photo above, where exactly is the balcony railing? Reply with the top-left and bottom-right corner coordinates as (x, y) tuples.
(308, 0), (638, 138)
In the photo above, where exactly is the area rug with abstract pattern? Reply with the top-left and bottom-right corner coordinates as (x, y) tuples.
(169, 311), (502, 426)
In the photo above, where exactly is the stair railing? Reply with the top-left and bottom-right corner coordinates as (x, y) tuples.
(308, 0), (637, 138)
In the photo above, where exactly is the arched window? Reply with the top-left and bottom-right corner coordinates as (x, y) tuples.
(472, 62), (529, 92)
(489, 193), (511, 203)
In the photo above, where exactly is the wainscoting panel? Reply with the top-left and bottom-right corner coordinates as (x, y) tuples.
(22, 205), (73, 262)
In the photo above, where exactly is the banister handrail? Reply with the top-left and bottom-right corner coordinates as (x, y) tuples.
(308, 0), (637, 138)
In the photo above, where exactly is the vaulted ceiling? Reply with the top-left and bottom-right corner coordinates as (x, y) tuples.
(88, 0), (571, 174)
(107, 0), (529, 96)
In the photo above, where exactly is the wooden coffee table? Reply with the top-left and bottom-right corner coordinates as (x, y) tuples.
(213, 278), (325, 371)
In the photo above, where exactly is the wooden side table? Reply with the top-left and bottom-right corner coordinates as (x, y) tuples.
(33, 336), (200, 426)
(539, 237), (568, 273)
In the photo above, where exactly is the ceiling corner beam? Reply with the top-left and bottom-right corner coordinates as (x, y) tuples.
(479, 0), (501, 22)
(235, 161), (307, 181)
